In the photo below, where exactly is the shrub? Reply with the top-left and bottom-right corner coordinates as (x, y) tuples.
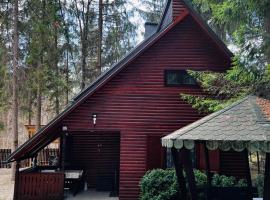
(139, 169), (178, 200)
(140, 169), (248, 200)
(212, 174), (236, 187)
(194, 170), (207, 187)
(211, 174), (247, 187)
(255, 174), (264, 197)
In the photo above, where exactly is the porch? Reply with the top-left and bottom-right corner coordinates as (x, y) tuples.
(10, 131), (120, 200)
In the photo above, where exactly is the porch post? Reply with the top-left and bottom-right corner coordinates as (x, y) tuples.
(171, 147), (187, 200)
(33, 154), (37, 167)
(263, 153), (270, 200)
(13, 161), (20, 200)
(183, 148), (198, 200)
(244, 149), (253, 200)
(203, 142), (211, 200)
(61, 133), (67, 170)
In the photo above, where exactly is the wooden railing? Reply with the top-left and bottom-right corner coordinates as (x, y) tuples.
(0, 148), (59, 168)
(15, 172), (64, 200)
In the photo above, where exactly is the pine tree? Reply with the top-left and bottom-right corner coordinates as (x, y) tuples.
(11, 0), (19, 181)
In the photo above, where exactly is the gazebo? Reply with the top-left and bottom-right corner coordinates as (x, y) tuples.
(162, 96), (270, 200)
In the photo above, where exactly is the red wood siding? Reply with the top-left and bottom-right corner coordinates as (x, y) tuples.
(172, 0), (187, 20)
(196, 144), (220, 172)
(63, 15), (230, 200)
(147, 136), (165, 170)
(220, 151), (248, 179)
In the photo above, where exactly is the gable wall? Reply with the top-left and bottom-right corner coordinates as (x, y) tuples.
(63, 16), (231, 200)
(173, 0), (187, 19)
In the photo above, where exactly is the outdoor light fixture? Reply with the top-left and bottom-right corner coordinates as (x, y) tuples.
(92, 113), (97, 125)
(62, 126), (68, 131)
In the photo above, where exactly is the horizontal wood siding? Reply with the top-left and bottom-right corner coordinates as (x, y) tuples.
(220, 151), (248, 179)
(63, 16), (230, 200)
(68, 132), (120, 191)
(16, 172), (64, 200)
(173, 0), (187, 20)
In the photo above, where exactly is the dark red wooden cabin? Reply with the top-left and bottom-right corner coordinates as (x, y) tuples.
(7, 0), (234, 199)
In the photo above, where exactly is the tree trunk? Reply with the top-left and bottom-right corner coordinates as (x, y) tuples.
(54, 27), (60, 115)
(81, 44), (87, 90)
(65, 51), (69, 105)
(36, 69), (42, 131)
(97, 0), (103, 75)
(27, 89), (32, 125)
(11, 0), (19, 181)
(35, 0), (46, 131)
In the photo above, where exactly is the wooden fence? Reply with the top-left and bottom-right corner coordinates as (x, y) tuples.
(0, 149), (11, 168)
(15, 172), (64, 200)
(0, 148), (59, 168)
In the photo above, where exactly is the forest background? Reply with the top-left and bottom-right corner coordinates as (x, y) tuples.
(0, 0), (269, 177)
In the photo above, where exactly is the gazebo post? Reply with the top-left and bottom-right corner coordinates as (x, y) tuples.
(183, 148), (198, 200)
(263, 153), (270, 200)
(171, 147), (187, 200)
(203, 141), (211, 200)
(244, 149), (253, 200)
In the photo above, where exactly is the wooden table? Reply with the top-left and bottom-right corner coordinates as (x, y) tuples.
(64, 170), (84, 196)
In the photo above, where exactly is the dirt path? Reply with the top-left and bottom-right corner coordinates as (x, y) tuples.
(0, 169), (14, 200)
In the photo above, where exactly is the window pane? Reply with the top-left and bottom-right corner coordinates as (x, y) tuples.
(165, 70), (197, 86)
(167, 71), (181, 85)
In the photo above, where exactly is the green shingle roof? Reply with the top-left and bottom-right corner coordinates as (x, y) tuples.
(162, 96), (270, 152)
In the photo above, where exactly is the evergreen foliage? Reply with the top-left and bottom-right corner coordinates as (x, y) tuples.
(179, 0), (270, 113)
(0, 0), (149, 129)
(181, 61), (270, 113)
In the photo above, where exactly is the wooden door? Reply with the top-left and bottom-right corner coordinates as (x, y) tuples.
(147, 136), (165, 170)
(70, 132), (120, 191)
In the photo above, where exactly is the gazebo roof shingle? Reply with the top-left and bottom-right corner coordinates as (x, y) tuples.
(162, 96), (270, 145)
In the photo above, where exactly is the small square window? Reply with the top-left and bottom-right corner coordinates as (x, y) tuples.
(165, 70), (197, 86)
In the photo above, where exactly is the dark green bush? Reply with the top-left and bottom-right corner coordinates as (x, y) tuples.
(255, 174), (264, 197)
(139, 169), (178, 200)
(140, 169), (248, 200)
(194, 169), (207, 187)
(211, 174), (247, 187)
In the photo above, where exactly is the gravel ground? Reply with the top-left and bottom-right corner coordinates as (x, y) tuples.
(0, 169), (14, 200)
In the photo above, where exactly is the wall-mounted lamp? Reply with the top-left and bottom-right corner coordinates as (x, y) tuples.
(92, 113), (97, 126)
(62, 126), (68, 131)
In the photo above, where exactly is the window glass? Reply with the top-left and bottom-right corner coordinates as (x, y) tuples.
(165, 70), (197, 86)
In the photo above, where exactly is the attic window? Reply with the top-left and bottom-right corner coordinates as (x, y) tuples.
(165, 70), (197, 86)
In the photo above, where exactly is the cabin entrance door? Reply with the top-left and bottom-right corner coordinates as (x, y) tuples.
(69, 131), (120, 193)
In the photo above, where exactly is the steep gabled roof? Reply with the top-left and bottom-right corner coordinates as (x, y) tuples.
(7, 0), (233, 162)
